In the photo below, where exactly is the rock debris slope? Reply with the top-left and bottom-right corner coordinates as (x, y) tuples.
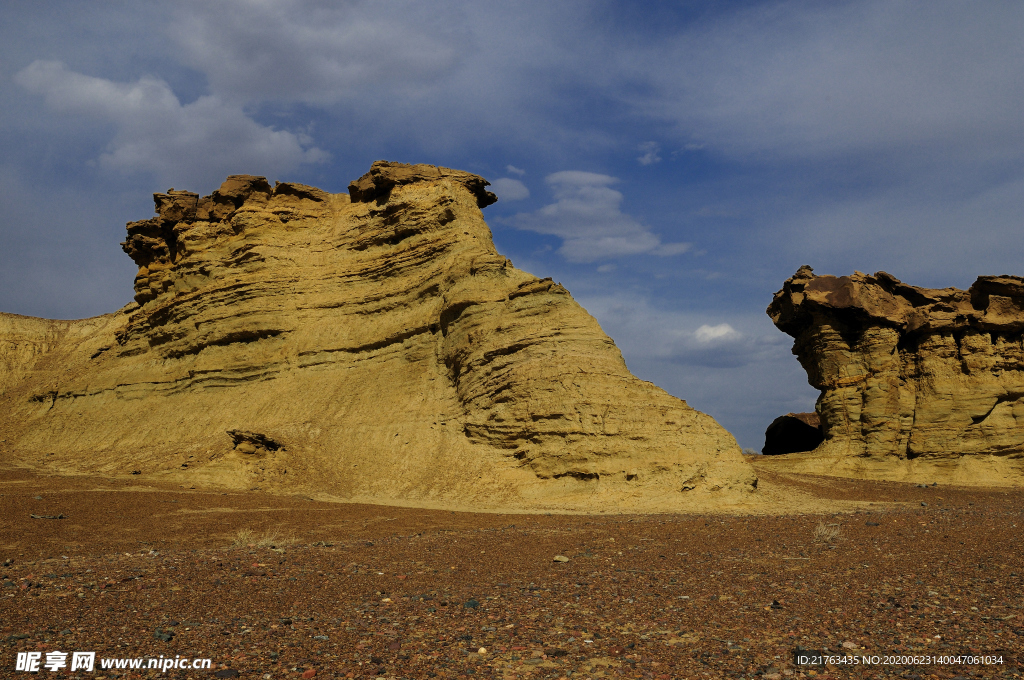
(766, 265), (1024, 485)
(0, 162), (755, 511)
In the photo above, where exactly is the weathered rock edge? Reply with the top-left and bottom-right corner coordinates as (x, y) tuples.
(0, 161), (756, 511)
(765, 265), (1024, 486)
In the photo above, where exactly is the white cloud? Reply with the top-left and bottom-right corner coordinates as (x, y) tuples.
(151, 1), (624, 156)
(508, 171), (690, 262)
(637, 141), (661, 165)
(490, 177), (529, 201)
(505, 164), (526, 176)
(578, 293), (789, 372)
(15, 60), (327, 189)
(653, 242), (691, 256)
(694, 323), (740, 344)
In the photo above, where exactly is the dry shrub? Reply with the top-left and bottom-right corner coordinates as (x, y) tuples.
(812, 521), (842, 543)
(229, 526), (297, 548)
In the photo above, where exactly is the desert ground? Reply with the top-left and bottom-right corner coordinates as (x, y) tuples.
(1, 464), (1021, 680)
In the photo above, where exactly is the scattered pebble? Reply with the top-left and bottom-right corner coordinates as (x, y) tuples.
(0, 470), (1019, 678)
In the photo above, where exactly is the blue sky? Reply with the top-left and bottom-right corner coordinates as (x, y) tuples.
(2, 1), (1022, 449)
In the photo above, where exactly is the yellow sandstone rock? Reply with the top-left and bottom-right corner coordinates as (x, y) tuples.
(765, 265), (1024, 486)
(0, 161), (756, 511)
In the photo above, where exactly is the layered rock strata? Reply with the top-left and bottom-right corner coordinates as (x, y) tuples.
(0, 161), (755, 510)
(766, 266), (1024, 485)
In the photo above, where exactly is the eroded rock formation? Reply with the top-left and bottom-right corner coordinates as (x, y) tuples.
(766, 266), (1024, 484)
(0, 161), (755, 510)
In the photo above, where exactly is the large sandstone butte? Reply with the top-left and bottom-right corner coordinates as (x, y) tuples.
(0, 162), (756, 511)
(766, 265), (1024, 485)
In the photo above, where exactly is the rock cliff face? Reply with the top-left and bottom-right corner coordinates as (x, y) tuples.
(766, 266), (1024, 485)
(0, 161), (755, 511)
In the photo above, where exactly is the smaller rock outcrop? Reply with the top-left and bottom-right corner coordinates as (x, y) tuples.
(227, 430), (284, 454)
(762, 413), (823, 456)
(348, 160), (497, 207)
(765, 266), (1024, 485)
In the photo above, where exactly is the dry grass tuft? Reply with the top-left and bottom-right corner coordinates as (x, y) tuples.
(229, 527), (297, 549)
(812, 521), (842, 543)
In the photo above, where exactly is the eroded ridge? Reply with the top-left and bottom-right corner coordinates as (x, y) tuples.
(767, 265), (1024, 484)
(0, 162), (754, 510)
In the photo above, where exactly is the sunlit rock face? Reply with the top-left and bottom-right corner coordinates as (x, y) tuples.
(767, 266), (1024, 485)
(0, 161), (756, 511)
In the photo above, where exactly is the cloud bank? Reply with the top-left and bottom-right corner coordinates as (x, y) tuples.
(630, 1), (1024, 162)
(15, 60), (327, 189)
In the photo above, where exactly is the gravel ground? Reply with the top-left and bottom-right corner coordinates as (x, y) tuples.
(1, 468), (1021, 679)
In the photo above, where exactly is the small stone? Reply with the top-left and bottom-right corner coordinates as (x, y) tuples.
(477, 647), (487, 654)
(842, 641), (857, 649)
(302, 670), (317, 680)
(236, 441), (258, 454)
(553, 555), (570, 562)
(214, 670), (240, 678)
(921, 502), (928, 507)
(464, 599), (479, 608)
